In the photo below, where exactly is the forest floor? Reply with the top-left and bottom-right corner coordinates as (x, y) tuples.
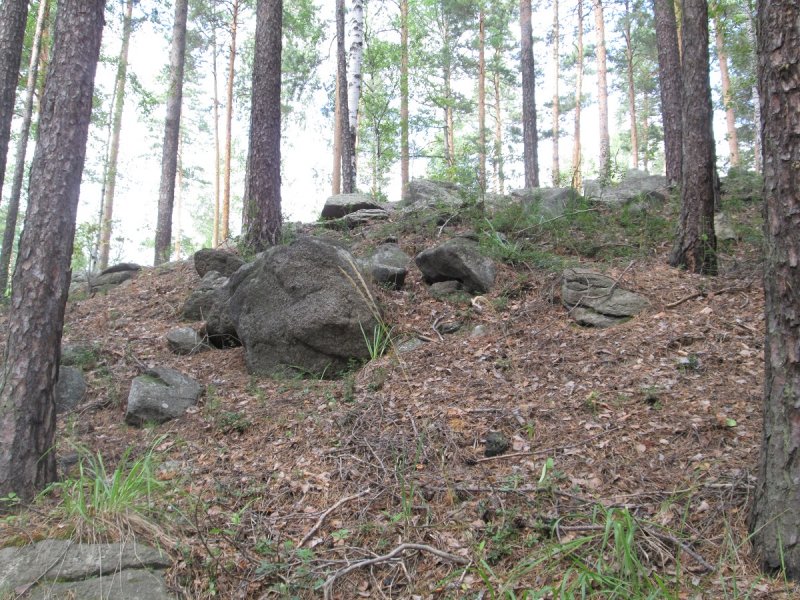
(2, 185), (798, 599)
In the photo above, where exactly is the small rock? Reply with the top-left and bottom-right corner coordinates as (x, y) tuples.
(166, 327), (210, 355)
(395, 338), (426, 353)
(125, 368), (203, 426)
(416, 237), (496, 294)
(470, 324), (489, 337)
(484, 431), (510, 457)
(55, 366), (86, 413)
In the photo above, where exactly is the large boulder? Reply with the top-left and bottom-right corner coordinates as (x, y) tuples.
(221, 236), (381, 377)
(182, 270), (228, 321)
(193, 248), (244, 278)
(55, 366), (86, 413)
(415, 236), (496, 294)
(321, 208), (390, 229)
(584, 170), (668, 206)
(0, 540), (172, 600)
(360, 243), (410, 289)
(400, 179), (464, 210)
(562, 268), (649, 327)
(125, 367), (203, 426)
(100, 262), (141, 275)
(322, 193), (384, 219)
(510, 187), (580, 219)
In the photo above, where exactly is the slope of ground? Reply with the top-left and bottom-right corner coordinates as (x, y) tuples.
(1, 190), (796, 599)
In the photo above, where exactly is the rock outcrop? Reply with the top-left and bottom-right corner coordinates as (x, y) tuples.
(125, 367), (203, 426)
(562, 268), (649, 327)
(416, 236), (496, 294)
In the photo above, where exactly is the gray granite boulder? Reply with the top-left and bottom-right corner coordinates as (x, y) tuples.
(182, 270), (228, 321)
(715, 212), (737, 241)
(55, 366), (86, 413)
(416, 237), (496, 294)
(400, 178), (464, 210)
(166, 327), (210, 355)
(0, 540), (172, 600)
(511, 187), (581, 219)
(361, 243), (410, 289)
(193, 248), (244, 278)
(222, 236), (380, 377)
(100, 262), (141, 275)
(562, 268), (649, 327)
(322, 193), (383, 219)
(125, 367), (203, 426)
(584, 170), (668, 205)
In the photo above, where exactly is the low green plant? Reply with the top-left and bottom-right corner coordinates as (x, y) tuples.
(360, 322), (393, 361)
(44, 439), (166, 540)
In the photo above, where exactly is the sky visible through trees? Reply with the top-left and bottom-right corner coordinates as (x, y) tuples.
(0, 0), (759, 265)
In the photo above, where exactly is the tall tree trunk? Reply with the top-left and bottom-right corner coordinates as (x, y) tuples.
(493, 57), (504, 194)
(713, 14), (740, 168)
(668, 0), (716, 274)
(242, 0), (282, 251)
(654, 0), (683, 186)
(593, 0), (610, 180)
(98, 0), (134, 271)
(642, 95), (650, 172)
(478, 8), (486, 191)
(212, 32), (221, 247)
(400, 0), (409, 198)
(154, 0), (189, 266)
(751, 0), (800, 579)
(174, 135), (183, 259)
(336, 0), (354, 193)
(222, 0), (239, 243)
(624, 0), (639, 169)
(520, 0), (539, 188)
(571, 0), (584, 190)
(0, 0), (29, 199)
(348, 0), (364, 187)
(0, 0), (105, 501)
(0, 0), (49, 295)
(332, 74), (342, 194)
(552, 0), (560, 186)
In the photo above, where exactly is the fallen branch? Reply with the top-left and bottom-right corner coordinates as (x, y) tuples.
(665, 281), (755, 309)
(298, 490), (370, 548)
(322, 543), (469, 600)
(474, 426), (621, 463)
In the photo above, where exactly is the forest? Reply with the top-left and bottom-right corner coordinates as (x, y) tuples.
(0, 0), (798, 598)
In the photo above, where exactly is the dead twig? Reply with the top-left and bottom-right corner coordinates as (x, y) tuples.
(298, 490), (370, 547)
(665, 281), (755, 309)
(322, 543), (469, 600)
(473, 426), (621, 463)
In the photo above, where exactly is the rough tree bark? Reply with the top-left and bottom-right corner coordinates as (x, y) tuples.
(222, 0), (239, 243)
(0, 0), (106, 501)
(154, 0), (189, 266)
(623, 0), (639, 169)
(713, 14), (740, 168)
(654, 0), (683, 186)
(593, 0), (610, 180)
(332, 75), (342, 194)
(0, 0), (49, 295)
(98, 0), (134, 271)
(242, 0), (282, 251)
(400, 0), (409, 198)
(520, 0), (539, 188)
(336, 0), (354, 193)
(551, 0), (560, 185)
(571, 0), (584, 190)
(750, 0), (800, 580)
(668, 0), (716, 274)
(0, 0), (29, 199)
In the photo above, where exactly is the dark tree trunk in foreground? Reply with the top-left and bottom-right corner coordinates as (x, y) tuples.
(154, 0), (189, 266)
(750, 0), (800, 580)
(654, 0), (682, 186)
(242, 0), (282, 252)
(336, 0), (354, 194)
(0, 0), (29, 199)
(668, 0), (716, 274)
(0, 0), (105, 501)
(520, 0), (539, 188)
(0, 0), (50, 295)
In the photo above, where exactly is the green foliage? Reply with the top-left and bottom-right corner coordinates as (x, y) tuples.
(360, 322), (393, 361)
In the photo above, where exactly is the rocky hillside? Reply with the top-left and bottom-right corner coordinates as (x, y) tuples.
(1, 174), (795, 599)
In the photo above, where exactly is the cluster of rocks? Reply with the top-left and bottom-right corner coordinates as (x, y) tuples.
(70, 262), (142, 297)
